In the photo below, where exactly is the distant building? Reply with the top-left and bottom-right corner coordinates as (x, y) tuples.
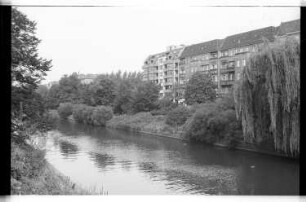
(46, 81), (59, 89)
(77, 74), (99, 84)
(142, 19), (300, 98)
(142, 45), (185, 98)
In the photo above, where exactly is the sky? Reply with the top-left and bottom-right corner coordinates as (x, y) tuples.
(17, 6), (300, 84)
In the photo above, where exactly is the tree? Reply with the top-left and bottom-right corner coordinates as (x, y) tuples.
(58, 73), (82, 103)
(132, 81), (160, 113)
(11, 8), (52, 119)
(113, 80), (134, 114)
(184, 72), (217, 105)
(45, 84), (61, 109)
(89, 76), (116, 106)
(234, 39), (300, 156)
(35, 85), (49, 99)
(12, 8), (52, 89)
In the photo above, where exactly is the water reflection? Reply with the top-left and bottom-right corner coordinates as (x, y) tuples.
(45, 121), (299, 195)
(59, 140), (79, 159)
(88, 152), (115, 171)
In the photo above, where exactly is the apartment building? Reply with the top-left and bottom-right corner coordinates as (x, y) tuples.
(218, 26), (276, 94)
(142, 45), (185, 97)
(178, 39), (223, 92)
(142, 19), (300, 98)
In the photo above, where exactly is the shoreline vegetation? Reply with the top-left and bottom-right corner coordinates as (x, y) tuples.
(105, 113), (296, 159)
(11, 115), (107, 195)
(63, 109), (295, 159)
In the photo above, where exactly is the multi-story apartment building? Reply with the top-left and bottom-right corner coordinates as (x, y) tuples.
(218, 26), (276, 94)
(142, 45), (185, 97)
(178, 39), (223, 94)
(142, 19), (300, 99)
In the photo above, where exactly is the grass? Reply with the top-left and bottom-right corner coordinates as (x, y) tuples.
(106, 112), (185, 139)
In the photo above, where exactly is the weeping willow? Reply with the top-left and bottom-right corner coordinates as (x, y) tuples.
(234, 38), (300, 156)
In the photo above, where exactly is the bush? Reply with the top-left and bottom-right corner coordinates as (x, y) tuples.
(151, 97), (178, 116)
(166, 106), (190, 129)
(92, 106), (113, 126)
(184, 96), (242, 146)
(57, 102), (73, 119)
(72, 104), (113, 126)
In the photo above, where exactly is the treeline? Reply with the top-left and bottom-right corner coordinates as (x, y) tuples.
(47, 68), (242, 147)
(38, 71), (160, 114)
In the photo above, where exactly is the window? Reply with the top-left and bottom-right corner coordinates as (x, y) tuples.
(237, 60), (240, 67)
(229, 74), (233, 80)
(236, 73), (241, 80)
(242, 59), (246, 66)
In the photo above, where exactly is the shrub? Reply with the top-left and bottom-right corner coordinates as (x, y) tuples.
(166, 106), (190, 130)
(92, 106), (113, 126)
(72, 104), (113, 126)
(57, 102), (73, 119)
(151, 97), (178, 116)
(184, 96), (242, 146)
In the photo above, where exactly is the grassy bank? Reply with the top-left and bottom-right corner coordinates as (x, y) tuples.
(105, 112), (296, 159)
(106, 112), (185, 140)
(11, 135), (91, 195)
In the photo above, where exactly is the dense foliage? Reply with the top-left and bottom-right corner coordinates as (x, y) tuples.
(72, 104), (113, 126)
(184, 94), (242, 147)
(11, 7), (52, 125)
(234, 39), (300, 156)
(132, 81), (161, 113)
(150, 97), (178, 116)
(87, 76), (116, 106)
(11, 8), (52, 89)
(184, 72), (217, 105)
(165, 106), (190, 129)
(57, 102), (73, 120)
(113, 80), (135, 114)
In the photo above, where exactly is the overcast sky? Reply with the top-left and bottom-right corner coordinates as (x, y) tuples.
(18, 6), (299, 84)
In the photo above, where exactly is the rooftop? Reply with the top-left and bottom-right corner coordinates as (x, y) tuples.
(220, 26), (276, 50)
(179, 39), (223, 59)
(276, 19), (300, 36)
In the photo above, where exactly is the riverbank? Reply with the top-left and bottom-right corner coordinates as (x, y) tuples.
(106, 113), (297, 159)
(11, 130), (92, 195)
(106, 112), (185, 140)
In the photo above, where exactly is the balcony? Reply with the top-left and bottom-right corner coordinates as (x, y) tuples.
(220, 80), (234, 86)
(209, 56), (218, 60)
(209, 69), (218, 74)
(235, 50), (249, 55)
(219, 55), (230, 59)
(220, 66), (235, 73)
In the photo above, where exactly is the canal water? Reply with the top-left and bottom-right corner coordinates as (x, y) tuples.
(40, 120), (299, 195)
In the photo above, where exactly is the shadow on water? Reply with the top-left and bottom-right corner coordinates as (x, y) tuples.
(52, 120), (299, 195)
(59, 140), (79, 159)
(88, 152), (116, 171)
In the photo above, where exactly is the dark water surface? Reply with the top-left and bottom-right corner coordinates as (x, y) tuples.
(42, 120), (299, 195)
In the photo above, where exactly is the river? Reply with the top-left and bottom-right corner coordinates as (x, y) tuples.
(40, 120), (299, 195)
